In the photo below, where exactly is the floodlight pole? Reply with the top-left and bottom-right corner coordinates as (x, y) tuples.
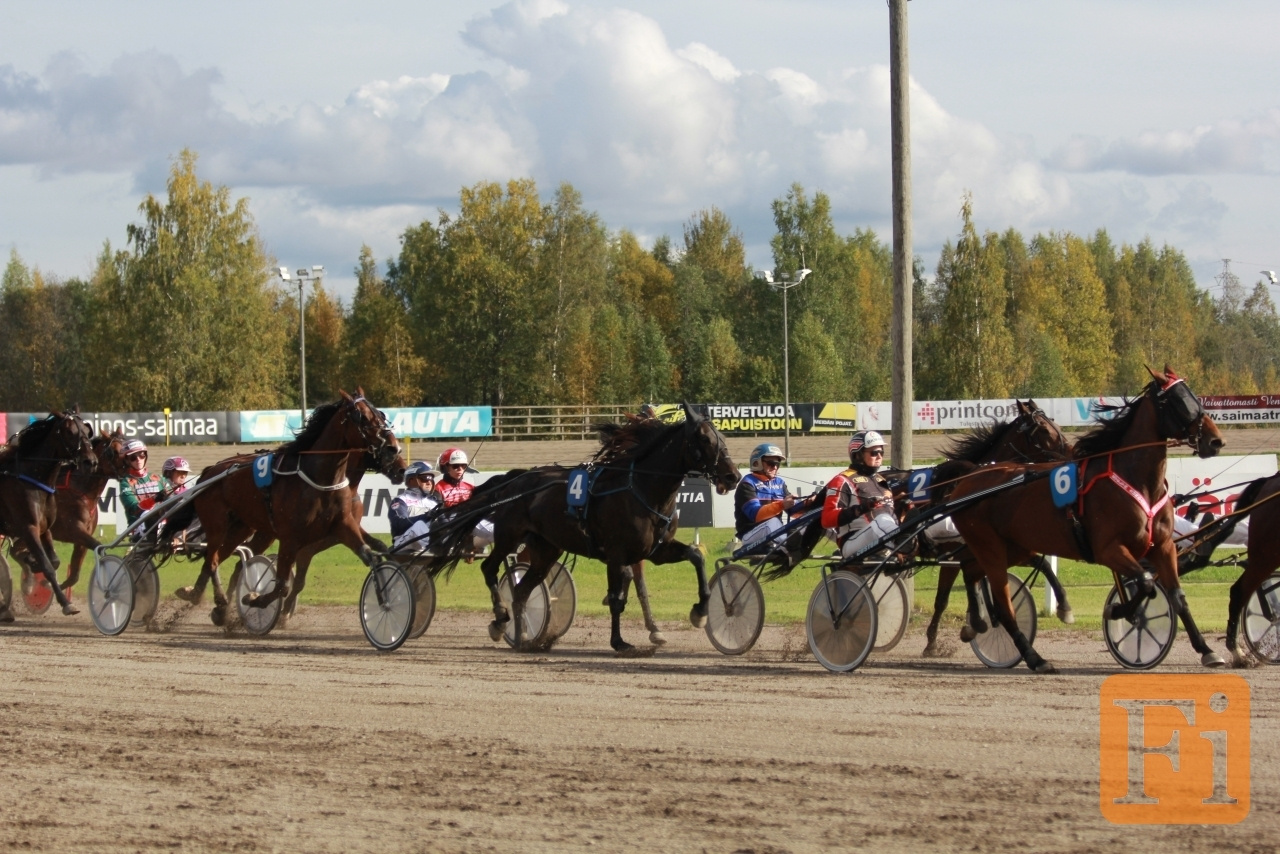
(279, 265), (323, 425)
(761, 269), (811, 461)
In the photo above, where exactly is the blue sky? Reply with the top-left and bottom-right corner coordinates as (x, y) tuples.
(2, 0), (1278, 300)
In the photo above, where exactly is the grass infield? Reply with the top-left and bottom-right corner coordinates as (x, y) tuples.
(44, 527), (1245, 632)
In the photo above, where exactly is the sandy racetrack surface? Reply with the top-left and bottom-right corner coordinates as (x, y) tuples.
(2, 605), (1277, 853)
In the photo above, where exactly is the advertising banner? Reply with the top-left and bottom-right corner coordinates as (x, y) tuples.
(651, 402), (856, 434)
(1, 411), (235, 443)
(857, 397), (1127, 431)
(238, 406), (493, 443)
(1200, 395), (1280, 425)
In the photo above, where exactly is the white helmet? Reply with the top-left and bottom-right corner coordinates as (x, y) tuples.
(848, 431), (886, 459)
(749, 443), (786, 473)
(438, 447), (468, 468)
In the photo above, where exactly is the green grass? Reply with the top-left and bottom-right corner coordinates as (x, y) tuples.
(35, 527), (1245, 631)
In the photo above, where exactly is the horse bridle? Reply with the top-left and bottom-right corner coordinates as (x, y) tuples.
(1016, 407), (1070, 461)
(683, 419), (732, 481)
(344, 396), (396, 463)
(1154, 377), (1207, 446)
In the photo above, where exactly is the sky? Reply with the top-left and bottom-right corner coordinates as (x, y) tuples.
(2, 0), (1279, 302)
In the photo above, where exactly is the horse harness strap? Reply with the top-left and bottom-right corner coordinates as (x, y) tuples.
(1075, 454), (1170, 560)
(12, 473), (56, 494)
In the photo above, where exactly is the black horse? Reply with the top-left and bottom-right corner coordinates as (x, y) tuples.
(430, 403), (741, 652)
(0, 412), (97, 618)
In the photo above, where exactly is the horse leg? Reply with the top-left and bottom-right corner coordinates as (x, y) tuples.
(1031, 553), (1074, 624)
(1225, 560), (1262, 668)
(0, 548), (13, 622)
(646, 540), (709, 630)
(630, 562), (665, 645)
(986, 564), (1055, 673)
(178, 520), (251, 606)
(510, 560), (551, 651)
(607, 562), (634, 653)
(1148, 542), (1224, 668)
(959, 574), (985, 642)
(923, 561), (959, 656)
(21, 525), (75, 615)
(481, 552), (508, 642)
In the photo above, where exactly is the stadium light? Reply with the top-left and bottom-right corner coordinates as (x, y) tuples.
(756, 267), (813, 460)
(277, 265), (323, 424)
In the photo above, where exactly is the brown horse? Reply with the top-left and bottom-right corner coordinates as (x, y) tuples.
(172, 391), (402, 626)
(7, 431), (129, 599)
(945, 366), (1225, 672)
(1205, 474), (1280, 666)
(921, 400), (1074, 656)
(0, 412), (98, 618)
(429, 403), (741, 652)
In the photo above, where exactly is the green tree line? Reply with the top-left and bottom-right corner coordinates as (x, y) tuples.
(3, 153), (1277, 413)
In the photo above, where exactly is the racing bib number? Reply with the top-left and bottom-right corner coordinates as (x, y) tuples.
(1050, 462), (1077, 508)
(909, 468), (933, 501)
(253, 454), (274, 489)
(566, 468), (589, 509)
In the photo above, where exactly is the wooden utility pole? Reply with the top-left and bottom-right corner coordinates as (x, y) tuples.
(889, 0), (913, 469)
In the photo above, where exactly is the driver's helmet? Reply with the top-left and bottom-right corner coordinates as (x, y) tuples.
(405, 460), (435, 483)
(162, 456), (190, 474)
(638, 403), (658, 419)
(749, 442), (786, 473)
(123, 439), (148, 470)
(438, 448), (468, 469)
(847, 431), (886, 461)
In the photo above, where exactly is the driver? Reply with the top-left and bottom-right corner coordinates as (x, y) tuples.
(734, 443), (808, 549)
(119, 439), (164, 526)
(390, 461), (440, 552)
(434, 448), (494, 552)
(821, 431), (901, 561)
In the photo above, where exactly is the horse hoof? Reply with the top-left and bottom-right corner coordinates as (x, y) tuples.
(959, 624), (977, 643)
(1201, 652), (1227, 668)
(487, 620), (506, 642)
(1056, 606), (1075, 625)
(1030, 659), (1057, 674)
(210, 606), (227, 627)
(61, 603), (80, 616)
(689, 604), (708, 629)
(175, 586), (202, 604)
(0, 609), (14, 624)
(649, 631), (667, 646)
(611, 639), (636, 654)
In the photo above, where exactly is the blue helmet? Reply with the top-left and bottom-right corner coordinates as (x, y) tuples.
(749, 443), (785, 473)
(405, 460), (435, 482)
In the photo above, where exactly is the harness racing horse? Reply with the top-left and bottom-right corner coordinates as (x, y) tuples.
(172, 391), (403, 626)
(431, 403), (741, 652)
(945, 366), (1225, 672)
(7, 431), (129, 601)
(922, 400), (1074, 656)
(0, 412), (98, 618)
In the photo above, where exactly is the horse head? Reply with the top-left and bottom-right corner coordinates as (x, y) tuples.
(1146, 365), (1224, 459)
(680, 402), (740, 494)
(1014, 399), (1071, 461)
(43, 410), (98, 475)
(93, 429), (130, 478)
(342, 388), (406, 484)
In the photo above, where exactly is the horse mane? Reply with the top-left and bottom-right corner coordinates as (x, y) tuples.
(277, 400), (343, 455)
(0, 414), (64, 468)
(942, 419), (1018, 463)
(1072, 390), (1149, 459)
(592, 416), (679, 465)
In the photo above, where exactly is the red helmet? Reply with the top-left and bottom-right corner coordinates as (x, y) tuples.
(438, 448), (468, 468)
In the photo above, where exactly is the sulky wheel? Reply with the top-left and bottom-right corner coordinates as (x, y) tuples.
(88, 554), (134, 637)
(1104, 576), (1177, 670)
(970, 571), (1038, 669)
(806, 570), (878, 673)
(360, 562), (415, 652)
(704, 564), (765, 655)
(544, 561), (577, 642)
(869, 574), (911, 653)
(496, 564), (550, 648)
(126, 555), (160, 627)
(406, 562), (437, 641)
(1243, 571), (1280, 664)
(236, 555), (283, 636)
(20, 565), (54, 615)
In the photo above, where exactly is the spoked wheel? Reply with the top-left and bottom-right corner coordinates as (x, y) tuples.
(126, 555), (160, 627)
(806, 570), (878, 673)
(20, 565), (54, 615)
(1104, 576), (1177, 670)
(970, 571), (1038, 668)
(89, 555), (134, 637)
(704, 564), (765, 655)
(869, 574), (911, 653)
(406, 562), (437, 641)
(497, 564), (550, 648)
(236, 555), (283, 637)
(1243, 571), (1280, 664)
(360, 562), (415, 652)
(544, 561), (577, 642)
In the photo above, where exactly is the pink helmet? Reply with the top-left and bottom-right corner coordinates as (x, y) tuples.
(438, 448), (468, 468)
(163, 456), (191, 474)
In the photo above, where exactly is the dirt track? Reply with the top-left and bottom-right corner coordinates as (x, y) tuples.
(2, 604), (1277, 853)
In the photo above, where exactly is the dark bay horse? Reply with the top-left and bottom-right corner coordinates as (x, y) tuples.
(921, 400), (1074, 656)
(430, 403), (741, 652)
(7, 431), (129, 599)
(0, 412), (98, 618)
(946, 366), (1225, 672)
(173, 391), (403, 625)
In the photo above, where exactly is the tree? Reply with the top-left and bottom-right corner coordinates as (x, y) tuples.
(84, 150), (291, 410)
(344, 246), (426, 406)
(0, 252), (86, 410)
